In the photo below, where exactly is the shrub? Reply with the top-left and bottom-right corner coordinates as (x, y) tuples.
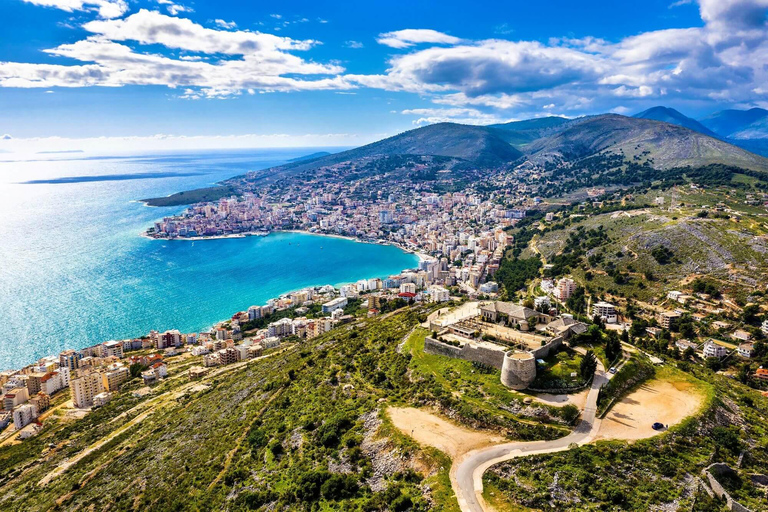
(320, 473), (359, 500)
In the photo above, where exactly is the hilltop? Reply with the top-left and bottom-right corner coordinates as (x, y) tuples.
(701, 108), (768, 139)
(143, 113), (768, 207)
(253, 122), (523, 178)
(487, 116), (572, 147)
(525, 114), (768, 171)
(633, 106), (718, 138)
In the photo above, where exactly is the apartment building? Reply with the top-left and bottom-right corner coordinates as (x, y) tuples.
(70, 372), (105, 408)
(101, 365), (129, 392)
(555, 278), (577, 301)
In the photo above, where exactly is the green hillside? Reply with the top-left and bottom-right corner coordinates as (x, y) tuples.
(525, 114), (768, 172)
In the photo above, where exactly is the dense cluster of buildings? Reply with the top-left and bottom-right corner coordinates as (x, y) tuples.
(148, 174), (527, 294)
(1, 272), (459, 440)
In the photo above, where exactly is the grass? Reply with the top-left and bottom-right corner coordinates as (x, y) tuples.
(404, 328), (571, 437)
(481, 363), (750, 512)
(530, 348), (583, 389)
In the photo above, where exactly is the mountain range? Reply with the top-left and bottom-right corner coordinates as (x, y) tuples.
(144, 106), (768, 206)
(632, 105), (768, 156)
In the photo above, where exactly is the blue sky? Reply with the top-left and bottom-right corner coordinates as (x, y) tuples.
(1, 0), (767, 153)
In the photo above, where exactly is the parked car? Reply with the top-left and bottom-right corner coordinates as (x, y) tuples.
(652, 422), (665, 430)
(609, 367), (617, 374)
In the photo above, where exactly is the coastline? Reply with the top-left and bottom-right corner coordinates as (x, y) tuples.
(8, 230), (428, 372)
(143, 227), (434, 262)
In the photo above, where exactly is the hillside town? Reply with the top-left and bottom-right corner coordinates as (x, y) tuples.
(0, 269), (462, 439)
(147, 163), (532, 293)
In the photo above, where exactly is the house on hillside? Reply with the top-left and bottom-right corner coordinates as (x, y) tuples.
(703, 341), (728, 359)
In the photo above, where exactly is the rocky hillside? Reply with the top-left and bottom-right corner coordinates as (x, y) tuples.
(525, 114), (768, 171)
(487, 116), (572, 147)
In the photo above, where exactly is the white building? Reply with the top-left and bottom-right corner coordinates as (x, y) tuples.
(191, 346), (210, 356)
(340, 284), (359, 298)
(400, 283), (417, 294)
(761, 319), (768, 336)
(248, 305), (262, 321)
(141, 362), (168, 384)
(70, 372), (105, 408)
(592, 301), (617, 323)
(703, 341), (728, 359)
(93, 392), (113, 407)
(101, 340), (124, 359)
(322, 297), (348, 314)
(12, 403), (38, 430)
(40, 371), (66, 396)
(267, 317), (295, 338)
(428, 286), (450, 303)
(479, 282), (498, 294)
(738, 343), (755, 358)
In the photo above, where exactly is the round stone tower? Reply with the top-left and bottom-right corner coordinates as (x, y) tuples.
(500, 350), (536, 390)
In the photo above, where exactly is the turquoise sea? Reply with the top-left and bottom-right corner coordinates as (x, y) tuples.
(0, 149), (418, 371)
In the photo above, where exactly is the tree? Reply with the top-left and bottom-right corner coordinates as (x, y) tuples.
(129, 363), (148, 379)
(712, 426), (741, 455)
(679, 320), (696, 339)
(705, 357), (722, 372)
(566, 286), (586, 314)
(580, 350), (598, 381)
(592, 314), (605, 329)
(560, 404), (580, 424)
(742, 304), (760, 325)
(320, 474), (358, 500)
(605, 332), (622, 363)
(651, 246), (674, 264)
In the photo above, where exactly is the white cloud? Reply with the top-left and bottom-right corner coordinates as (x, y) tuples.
(377, 29), (463, 49)
(214, 19), (237, 29)
(7, 0), (768, 118)
(167, 4), (193, 15)
(154, 0), (192, 13)
(400, 107), (511, 125)
(82, 10), (320, 55)
(22, 0), (127, 18)
(0, 10), (353, 96)
(344, 40), (364, 49)
(357, 0), (768, 115)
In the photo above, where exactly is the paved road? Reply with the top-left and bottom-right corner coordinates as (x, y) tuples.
(453, 351), (608, 512)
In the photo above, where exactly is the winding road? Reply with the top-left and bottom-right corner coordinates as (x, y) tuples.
(453, 352), (609, 512)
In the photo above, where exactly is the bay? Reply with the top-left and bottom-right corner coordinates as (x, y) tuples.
(0, 149), (418, 370)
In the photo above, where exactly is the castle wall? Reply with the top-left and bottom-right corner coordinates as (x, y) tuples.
(423, 337), (505, 369)
(531, 336), (564, 360)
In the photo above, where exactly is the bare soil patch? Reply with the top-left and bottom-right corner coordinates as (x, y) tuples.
(596, 378), (704, 441)
(530, 388), (589, 409)
(387, 407), (505, 459)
